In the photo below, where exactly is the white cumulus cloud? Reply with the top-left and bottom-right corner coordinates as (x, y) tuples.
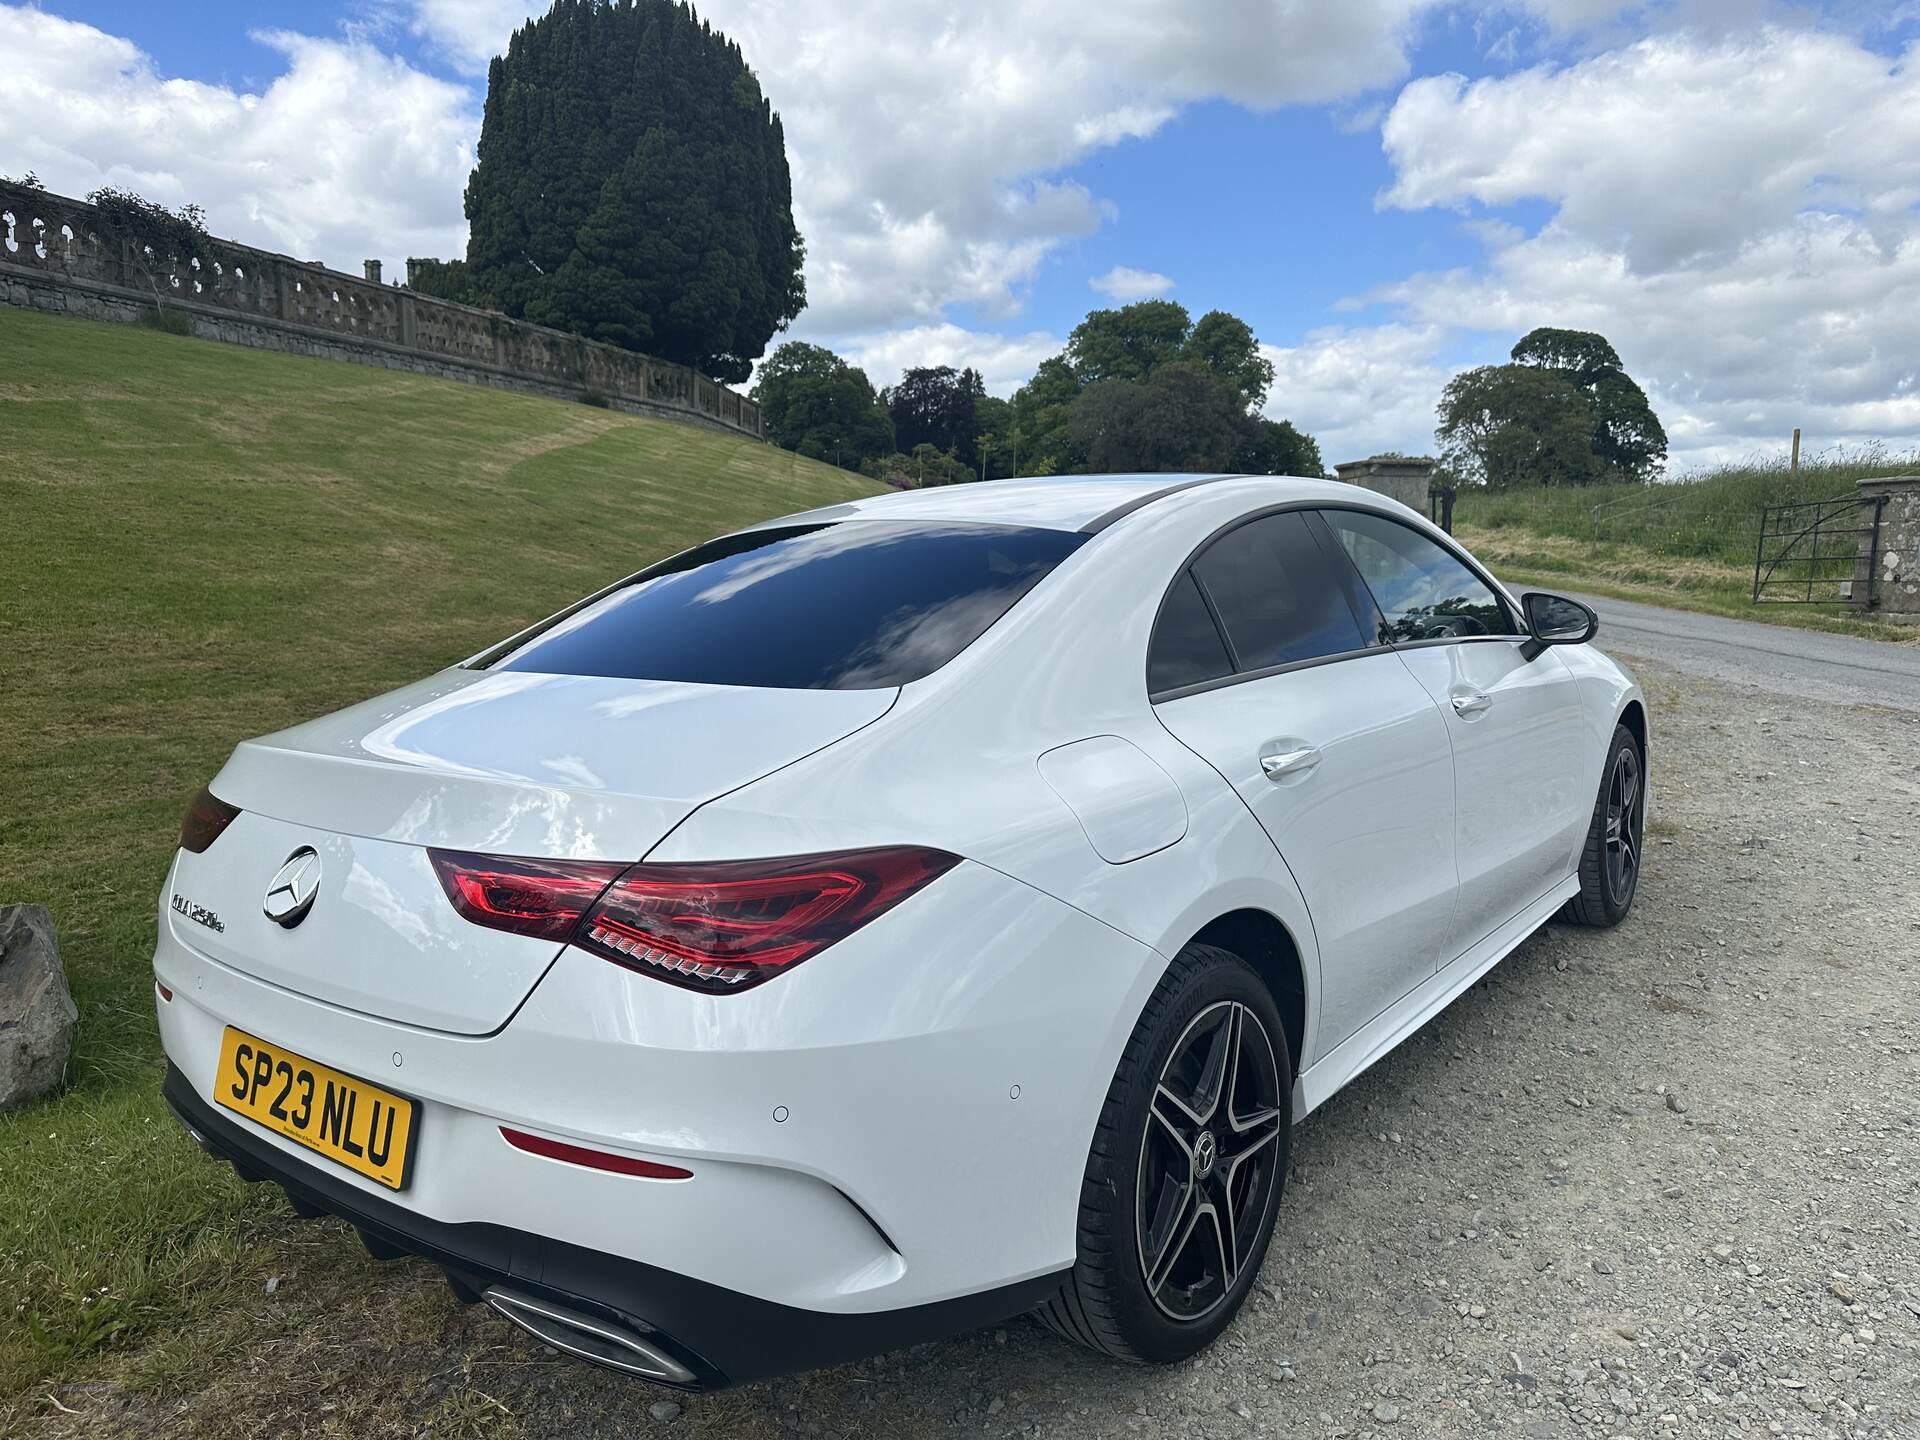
(835, 323), (1064, 398)
(0, 6), (474, 274)
(1339, 25), (1920, 467)
(1262, 324), (1458, 466)
(1090, 265), (1176, 301)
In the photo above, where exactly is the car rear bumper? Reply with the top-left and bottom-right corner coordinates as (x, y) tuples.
(163, 1062), (1060, 1388)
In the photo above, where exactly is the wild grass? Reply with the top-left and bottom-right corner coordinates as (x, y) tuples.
(0, 306), (876, 1413)
(1454, 448), (1920, 641)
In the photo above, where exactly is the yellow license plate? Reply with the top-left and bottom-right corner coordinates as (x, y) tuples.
(214, 1028), (418, 1190)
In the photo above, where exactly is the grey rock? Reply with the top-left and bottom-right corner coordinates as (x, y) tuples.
(0, 904), (78, 1108)
(1666, 1093), (1688, 1114)
(648, 1399), (682, 1422)
(1373, 1401), (1401, 1424)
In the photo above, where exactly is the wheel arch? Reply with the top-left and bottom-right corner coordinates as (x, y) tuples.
(1184, 908), (1307, 1083)
(1618, 697), (1648, 766)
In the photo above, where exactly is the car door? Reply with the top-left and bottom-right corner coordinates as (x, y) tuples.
(1149, 509), (1458, 1060)
(1315, 507), (1590, 961)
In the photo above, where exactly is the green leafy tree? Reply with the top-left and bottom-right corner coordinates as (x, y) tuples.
(421, 0), (804, 382)
(884, 366), (984, 465)
(1508, 326), (1667, 481)
(1509, 327), (1623, 376)
(1183, 310), (1274, 409)
(1437, 365), (1609, 489)
(751, 342), (894, 469)
(1238, 417), (1323, 476)
(1067, 300), (1192, 385)
(972, 394), (1014, 478)
(1009, 355), (1085, 476)
(1011, 300), (1319, 477)
(1067, 362), (1253, 473)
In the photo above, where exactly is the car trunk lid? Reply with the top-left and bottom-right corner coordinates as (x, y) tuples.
(170, 670), (894, 1033)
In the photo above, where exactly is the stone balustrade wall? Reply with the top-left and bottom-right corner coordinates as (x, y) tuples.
(0, 182), (763, 440)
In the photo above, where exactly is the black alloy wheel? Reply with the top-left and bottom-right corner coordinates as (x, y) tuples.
(1136, 999), (1285, 1321)
(1037, 944), (1292, 1363)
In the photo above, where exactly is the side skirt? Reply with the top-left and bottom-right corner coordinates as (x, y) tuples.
(1291, 875), (1580, 1119)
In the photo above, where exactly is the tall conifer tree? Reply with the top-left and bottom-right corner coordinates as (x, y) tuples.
(443, 0), (805, 382)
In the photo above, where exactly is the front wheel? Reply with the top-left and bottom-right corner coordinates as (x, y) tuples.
(1561, 722), (1644, 927)
(1036, 944), (1291, 1363)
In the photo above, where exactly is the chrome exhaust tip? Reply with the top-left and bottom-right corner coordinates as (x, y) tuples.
(483, 1287), (696, 1385)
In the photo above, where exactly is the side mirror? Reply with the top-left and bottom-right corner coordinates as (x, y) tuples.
(1521, 591), (1598, 645)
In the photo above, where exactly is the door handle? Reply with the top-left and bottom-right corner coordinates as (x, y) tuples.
(1259, 745), (1322, 780)
(1450, 690), (1493, 716)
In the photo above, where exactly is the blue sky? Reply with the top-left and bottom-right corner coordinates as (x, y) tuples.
(7, 1), (1920, 468)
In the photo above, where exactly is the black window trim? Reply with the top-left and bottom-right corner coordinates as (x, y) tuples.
(1144, 499), (1524, 704)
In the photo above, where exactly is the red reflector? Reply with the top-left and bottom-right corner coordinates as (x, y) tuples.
(428, 851), (626, 941)
(500, 1126), (691, 1180)
(156, 980), (173, 1002)
(576, 845), (960, 994)
(179, 786), (241, 854)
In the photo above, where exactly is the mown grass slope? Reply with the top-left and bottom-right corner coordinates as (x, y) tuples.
(0, 307), (878, 1409)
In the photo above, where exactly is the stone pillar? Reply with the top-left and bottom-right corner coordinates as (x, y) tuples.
(1858, 475), (1920, 624)
(363, 259), (382, 284)
(1334, 456), (1437, 513)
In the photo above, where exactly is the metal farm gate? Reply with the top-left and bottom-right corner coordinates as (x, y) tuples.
(1752, 493), (1887, 607)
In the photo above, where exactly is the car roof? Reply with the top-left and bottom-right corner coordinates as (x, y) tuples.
(748, 473), (1377, 535)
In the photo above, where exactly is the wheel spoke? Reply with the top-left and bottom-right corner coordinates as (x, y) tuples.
(1145, 1184), (1200, 1297)
(1200, 1189), (1239, 1290)
(1150, 1086), (1199, 1166)
(1191, 1006), (1236, 1124)
(1225, 1106), (1284, 1156)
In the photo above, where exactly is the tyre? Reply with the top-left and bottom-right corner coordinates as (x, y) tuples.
(1037, 943), (1291, 1363)
(1560, 722), (1644, 927)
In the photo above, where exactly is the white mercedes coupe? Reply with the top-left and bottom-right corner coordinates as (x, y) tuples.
(156, 474), (1646, 1387)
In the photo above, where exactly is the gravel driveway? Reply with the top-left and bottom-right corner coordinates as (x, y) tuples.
(49, 627), (1920, 1439)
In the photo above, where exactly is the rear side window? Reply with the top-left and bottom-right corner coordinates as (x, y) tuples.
(1319, 509), (1513, 642)
(490, 521), (1085, 689)
(1189, 513), (1369, 672)
(1148, 572), (1234, 694)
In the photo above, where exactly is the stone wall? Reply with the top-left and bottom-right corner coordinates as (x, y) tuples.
(1858, 475), (1920, 624)
(0, 182), (764, 440)
(1333, 456), (1437, 513)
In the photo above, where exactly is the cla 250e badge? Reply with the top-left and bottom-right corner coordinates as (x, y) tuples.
(171, 893), (225, 933)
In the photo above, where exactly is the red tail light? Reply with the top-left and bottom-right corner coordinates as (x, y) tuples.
(179, 786), (242, 853)
(428, 844), (959, 994)
(429, 851), (626, 941)
(576, 847), (960, 993)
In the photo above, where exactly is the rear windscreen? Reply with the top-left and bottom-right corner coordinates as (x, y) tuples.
(487, 520), (1087, 690)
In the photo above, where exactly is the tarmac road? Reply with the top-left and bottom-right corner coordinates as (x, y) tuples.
(1570, 591), (1920, 713)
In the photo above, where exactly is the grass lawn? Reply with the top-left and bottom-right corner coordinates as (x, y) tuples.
(0, 307), (876, 1422)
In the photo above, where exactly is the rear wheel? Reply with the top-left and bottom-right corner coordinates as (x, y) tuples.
(1561, 722), (1644, 927)
(1037, 944), (1290, 1362)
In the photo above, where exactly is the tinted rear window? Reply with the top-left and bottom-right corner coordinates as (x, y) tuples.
(488, 521), (1086, 690)
(1189, 512), (1369, 670)
(1148, 571), (1233, 694)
